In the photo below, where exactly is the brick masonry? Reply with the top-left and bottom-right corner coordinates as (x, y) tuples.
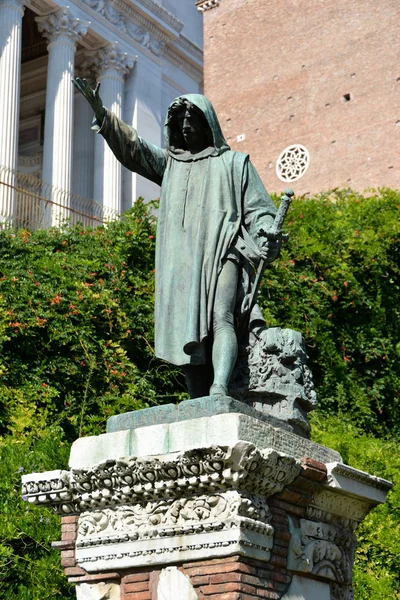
(201, 0), (399, 195)
(54, 458), (328, 599)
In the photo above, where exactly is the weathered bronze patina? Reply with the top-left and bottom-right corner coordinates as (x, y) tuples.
(73, 78), (285, 399)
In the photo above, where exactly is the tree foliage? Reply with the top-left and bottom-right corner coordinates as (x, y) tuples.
(0, 189), (399, 598)
(0, 199), (186, 443)
(260, 188), (400, 436)
(311, 413), (400, 599)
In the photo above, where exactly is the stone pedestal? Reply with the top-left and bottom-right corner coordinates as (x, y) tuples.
(22, 398), (392, 600)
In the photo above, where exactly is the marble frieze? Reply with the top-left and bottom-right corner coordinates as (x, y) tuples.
(22, 442), (301, 570)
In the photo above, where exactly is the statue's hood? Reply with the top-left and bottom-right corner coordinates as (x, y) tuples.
(164, 93), (230, 157)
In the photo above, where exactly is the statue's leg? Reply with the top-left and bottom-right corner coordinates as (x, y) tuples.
(183, 363), (213, 399)
(210, 259), (239, 396)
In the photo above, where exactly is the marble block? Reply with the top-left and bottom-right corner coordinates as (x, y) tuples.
(70, 407), (342, 471)
(106, 396), (295, 434)
(281, 575), (330, 600)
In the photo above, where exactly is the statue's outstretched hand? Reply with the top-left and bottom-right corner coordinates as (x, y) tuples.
(72, 77), (105, 122)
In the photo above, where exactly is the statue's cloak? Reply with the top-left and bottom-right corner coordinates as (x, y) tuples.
(98, 94), (276, 366)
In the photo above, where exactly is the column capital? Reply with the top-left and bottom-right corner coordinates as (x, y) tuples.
(83, 42), (135, 81)
(36, 7), (89, 48)
(0, 0), (25, 14)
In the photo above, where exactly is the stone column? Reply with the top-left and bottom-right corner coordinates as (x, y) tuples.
(72, 82), (95, 201)
(123, 57), (162, 209)
(0, 0), (25, 223)
(36, 7), (89, 226)
(86, 43), (134, 217)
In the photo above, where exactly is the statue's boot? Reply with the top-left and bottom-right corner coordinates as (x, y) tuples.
(210, 324), (237, 396)
(209, 383), (228, 396)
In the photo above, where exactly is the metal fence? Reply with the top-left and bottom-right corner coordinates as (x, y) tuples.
(0, 165), (119, 229)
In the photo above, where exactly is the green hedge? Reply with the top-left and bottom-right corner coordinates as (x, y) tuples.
(311, 414), (400, 599)
(0, 199), (185, 443)
(0, 189), (399, 598)
(0, 430), (73, 599)
(259, 188), (400, 436)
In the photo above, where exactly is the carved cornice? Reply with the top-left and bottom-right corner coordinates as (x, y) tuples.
(36, 6), (89, 46)
(27, 0), (202, 80)
(22, 443), (301, 515)
(162, 44), (203, 81)
(75, 490), (275, 570)
(20, 441), (392, 574)
(78, 0), (174, 44)
(196, 0), (221, 12)
(328, 463), (393, 492)
(115, 0), (183, 34)
(124, 23), (164, 57)
(304, 461), (393, 528)
(178, 33), (203, 64)
(305, 505), (359, 531)
(74, 0), (201, 75)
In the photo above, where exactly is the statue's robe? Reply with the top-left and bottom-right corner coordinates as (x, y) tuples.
(96, 94), (276, 366)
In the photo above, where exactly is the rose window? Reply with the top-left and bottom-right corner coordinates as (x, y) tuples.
(276, 144), (310, 182)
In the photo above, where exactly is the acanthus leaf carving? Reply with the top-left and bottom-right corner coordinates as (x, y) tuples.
(288, 517), (355, 588)
(82, 42), (134, 79)
(76, 491), (274, 549)
(36, 7), (89, 46)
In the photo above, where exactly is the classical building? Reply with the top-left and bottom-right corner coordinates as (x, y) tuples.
(197, 0), (399, 195)
(0, 0), (203, 226)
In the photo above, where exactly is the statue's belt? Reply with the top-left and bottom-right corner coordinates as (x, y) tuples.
(232, 230), (260, 270)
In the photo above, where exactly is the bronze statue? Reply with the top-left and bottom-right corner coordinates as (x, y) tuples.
(73, 79), (286, 399)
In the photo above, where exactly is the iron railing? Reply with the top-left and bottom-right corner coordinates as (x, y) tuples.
(0, 165), (119, 229)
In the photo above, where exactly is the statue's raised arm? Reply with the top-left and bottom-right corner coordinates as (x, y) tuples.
(72, 77), (105, 123)
(71, 76), (166, 185)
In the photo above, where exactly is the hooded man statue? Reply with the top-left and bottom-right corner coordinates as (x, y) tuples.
(73, 79), (282, 399)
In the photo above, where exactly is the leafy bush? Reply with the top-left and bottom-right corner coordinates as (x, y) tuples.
(0, 189), (399, 598)
(260, 188), (400, 437)
(0, 428), (74, 599)
(311, 413), (400, 599)
(0, 200), (186, 442)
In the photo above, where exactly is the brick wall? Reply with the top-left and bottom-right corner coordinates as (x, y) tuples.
(53, 458), (328, 599)
(201, 0), (399, 195)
